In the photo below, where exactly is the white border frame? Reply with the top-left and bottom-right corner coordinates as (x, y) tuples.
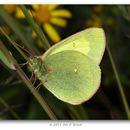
(0, 121), (130, 130)
(0, 0), (130, 4)
(0, 2), (130, 130)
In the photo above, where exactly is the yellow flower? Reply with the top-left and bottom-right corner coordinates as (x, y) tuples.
(31, 4), (72, 43)
(3, 5), (72, 43)
(3, 4), (25, 18)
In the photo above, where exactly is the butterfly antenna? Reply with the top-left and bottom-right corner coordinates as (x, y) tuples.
(14, 42), (33, 57)
(19, 60), (29, 68)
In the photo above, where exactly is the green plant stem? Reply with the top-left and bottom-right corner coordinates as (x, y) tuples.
(106, 45), (130, 119)
(0, 96), (20, 119)
(20, 5), (50, 50)
(67, 104), (81, 119)
(77, 105), (88, 119)
(0, 40), (57, 120)
(67, 104), (88, 119)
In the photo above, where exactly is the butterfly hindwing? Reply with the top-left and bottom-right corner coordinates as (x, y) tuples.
(43, 51), (101, 105)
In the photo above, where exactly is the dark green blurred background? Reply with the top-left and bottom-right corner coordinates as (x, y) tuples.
(0, 5), (130, 120)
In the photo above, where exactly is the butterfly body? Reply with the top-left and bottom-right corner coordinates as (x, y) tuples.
(29, 57), (48, 81)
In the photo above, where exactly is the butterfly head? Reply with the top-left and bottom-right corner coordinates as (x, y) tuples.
(29, 56), (41, 69)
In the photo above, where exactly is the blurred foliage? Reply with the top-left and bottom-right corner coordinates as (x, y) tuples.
(0, 5), (130, 120)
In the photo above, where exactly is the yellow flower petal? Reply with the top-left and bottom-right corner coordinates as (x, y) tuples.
(15, 7), (25, 18)
(32, 4), (39, 10)
(43, 23), (60, 43)
(15, 7), (32, 18)
(50, 17), (67, 27)
(48, 4), (59, 11)
(51, 9), (72, 18)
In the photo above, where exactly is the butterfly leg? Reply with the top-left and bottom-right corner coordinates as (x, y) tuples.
(32, 74), (37, 86)
(29, 72), (34, 81)
(19, 61), (29, 68)
(35, 82), (42, 91)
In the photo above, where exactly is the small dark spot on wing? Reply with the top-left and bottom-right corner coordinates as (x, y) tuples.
(47, 67), (53, 73)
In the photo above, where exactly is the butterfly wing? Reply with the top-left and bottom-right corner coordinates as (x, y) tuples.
(43, 51), (101, 105)
(42, 27), (106, 64)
